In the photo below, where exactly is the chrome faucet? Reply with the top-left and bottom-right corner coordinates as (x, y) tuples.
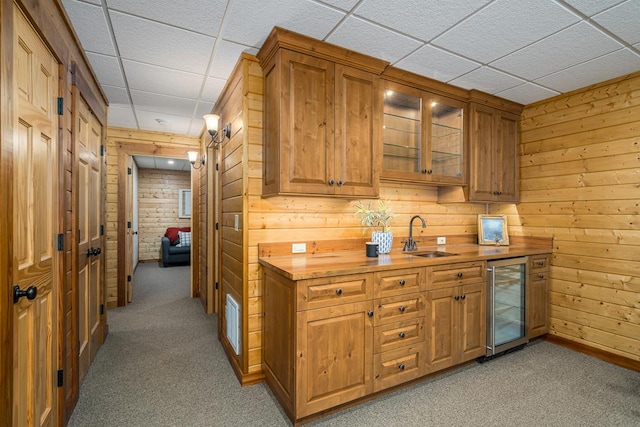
(403, 215), (427, 251)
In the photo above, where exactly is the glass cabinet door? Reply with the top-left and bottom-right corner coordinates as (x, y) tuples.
(382, 88), (422, 175)
(430, 98), (464, 180)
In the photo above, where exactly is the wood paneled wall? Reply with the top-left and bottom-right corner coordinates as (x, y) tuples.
(136, 168), (191, 261)
(105, 128), (199, 306)
(493, 70), (640, 361)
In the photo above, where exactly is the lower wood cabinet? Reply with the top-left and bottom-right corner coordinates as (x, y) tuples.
(528, 255), (550, 338)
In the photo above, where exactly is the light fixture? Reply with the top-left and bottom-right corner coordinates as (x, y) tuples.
(188, 114), (232, 170)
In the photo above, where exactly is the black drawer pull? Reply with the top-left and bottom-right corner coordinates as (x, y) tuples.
(538, 274), (544, 279)
(336, 288), (343, 295)
(399, 279), (406, 286)
(399, 332), (406, 338)
(399, 306), (406, 312)
(457, 272), (463, 278)
(398, 363), (405, 370)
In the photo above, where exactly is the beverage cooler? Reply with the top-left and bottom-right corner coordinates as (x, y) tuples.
(484, 257), (529, 358)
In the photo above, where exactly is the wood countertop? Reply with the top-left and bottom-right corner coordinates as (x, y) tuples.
(258, 236), (553, 281)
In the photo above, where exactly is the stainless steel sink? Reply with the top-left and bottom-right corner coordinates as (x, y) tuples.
(406, 251), (457, 258)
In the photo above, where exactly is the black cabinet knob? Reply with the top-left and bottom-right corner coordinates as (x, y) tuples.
(399, 306), (406, 312)
(461, 294), (466, 300)
(337, 180), (343, 186)
(367, 310), (374, 317)
(328, 179), (335, 185)
(427, 169), (433, 174)
(399, 332), (406, 338)
(457, 272), (463, 278)
(399, 279), (405, 286)
(421, 169), (427, 174)
(454, 295), (460, 301)
(398, 364), (405, 370)
(336, 288), (343, 296)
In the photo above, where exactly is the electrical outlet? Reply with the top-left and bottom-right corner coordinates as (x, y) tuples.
(437, 236), (446, 245)
(292, 243), (306, 254)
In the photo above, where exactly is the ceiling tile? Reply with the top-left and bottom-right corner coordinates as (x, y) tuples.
(536, 48), (640, 92)
(209, 40), (257, 79)
(102, 85), (130, 105)
(196, 101), (215, 118)
(496, 83), (560, 105)
(449, 66), (526, 94)
(221, 0), (345, 47)
(593, 0), (640, 45)
(110, 12), (214, 75)
(107, 0), (225, 36)
(108, 105), (137, 126)
(122, 60), (206, 99)
(491, 22), (623, 80)
(394, 44), (480, 82)
(432, 0), (580, 63)
(355, 0), (491, 42)
(61, 0), (115, 55)
(316, 0), (359, 10)
(130, 90), (197, 117)
(326, 16), (422, 63)
(563, 0), (626, 16)
(201, 77), (227, 103)
(135, 110), (192, 134)
(86, 52), (125, 87)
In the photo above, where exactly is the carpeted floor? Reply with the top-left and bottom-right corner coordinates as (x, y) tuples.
(69, 263), (640, 427)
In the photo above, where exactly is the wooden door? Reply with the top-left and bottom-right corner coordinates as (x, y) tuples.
(125, 155), (134, 303)
(469, 103), (496, 201)
(279, 50), (334, 195)
(495, 111), (519, 202)
(12, 9), (59, 426)
(296, 301), (373, 418)
(425, 286), (457, 373)
(76, 93), (104, 383)
(334, 64), (379, 197)
(458, 282), (486, 361)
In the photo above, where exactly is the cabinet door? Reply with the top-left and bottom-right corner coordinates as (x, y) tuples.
(425, 287), (457, 372)
(495, 111), (519, 202)
(428, 95), (465, 184)
(296, 301), (374, 417)
(528, 271), (549, 338)
(279, 50), (334, 195)
(334, 65), (380, 197)
(469, 103), (496, 201)
(459, 282), (486, 361)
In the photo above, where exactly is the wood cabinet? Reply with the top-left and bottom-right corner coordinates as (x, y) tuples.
(469, 102), (520, 202)
(527, 254), (550, 338)
(261, 46), (382, 198)
(382, 80), (466, 185)
(426, 262), (486, 372)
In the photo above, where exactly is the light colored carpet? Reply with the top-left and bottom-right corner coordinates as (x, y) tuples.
(69, 263), (640, 426)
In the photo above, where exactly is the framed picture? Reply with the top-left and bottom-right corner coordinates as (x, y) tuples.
(478, 214), (509, 246)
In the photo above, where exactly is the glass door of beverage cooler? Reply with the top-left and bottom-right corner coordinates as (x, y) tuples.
(486, 257), (528, 356)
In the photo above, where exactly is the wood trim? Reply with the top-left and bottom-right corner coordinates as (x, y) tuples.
(544, 334), (640, 372)
(467, 89), (523, 113)
(382, 66), (469, 101)
(71, 63), (106, 126)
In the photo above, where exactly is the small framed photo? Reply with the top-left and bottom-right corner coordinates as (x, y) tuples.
(478, 214), (509, 246)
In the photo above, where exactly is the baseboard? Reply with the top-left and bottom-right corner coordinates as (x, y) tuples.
(545, 334), (640, 372)
(220, 335), (265, 386)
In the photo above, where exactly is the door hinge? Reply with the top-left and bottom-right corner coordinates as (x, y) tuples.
(127, 167), (132, 175)
(127, 221), (132, 229)
(57, 97), (64, 115)
(215, 282), (219, 290)
(100, 224), (104, 236)
(100, 145), (105, 156)
(57, 234), (64, 251)
(57, 369), (63, 387)
(215, 163), (219, 171)
(127, 275), (132, 282)
(100, 304), (104, 315)
(215, 222), (219, 230)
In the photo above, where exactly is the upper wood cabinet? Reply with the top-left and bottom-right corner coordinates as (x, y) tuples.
(259, 28), (387, 198)
(382, 80), (466, 185)
(469, 102), (520, 202)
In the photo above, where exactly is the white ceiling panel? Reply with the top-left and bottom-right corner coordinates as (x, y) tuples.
(86, 52), (126, 87)
(196, 101), (215, 118)
(563, 0), (626, 16)
(61, 0), (115, 55)
(593, 0), (640, 45)
(133, 155), (191, 171)
(222, 0), (345, 48)
(110, 12), (215, 75)
(355, 0), (491, 42)
(327, 17), (422, 63)
(201, 77), (227, 104)
(536, 48), (640, 92)
(450, 66), (526, 94)
(432, 0), (580, 63)
(135, 110), (192, 135)
(107, 0), (225, 37)
(108, 105), (137, 126)
(496, 82), (560, 105)
(130, 90), (198, 117)
(490, 22), (623, 80)
(395, 44), (481, 83)
(122, 60), (206, 99)
(102, 85), (130, 105)
(209, 40), (258, 79)
(317, 0), (360, 10)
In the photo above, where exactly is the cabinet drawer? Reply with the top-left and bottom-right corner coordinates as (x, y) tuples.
(430, 261), (486, 289)
(297, 273), (373, 310)
(373, 342), (426, 392)
(374, 267), (425, 298)
(529, 255), (550, 273)
(374, 318), (424, 354)
(375, 293), (424, 325)
(529, 271), (548, 282)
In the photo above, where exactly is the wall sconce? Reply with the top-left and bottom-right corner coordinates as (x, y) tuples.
(188, 114), (232, 170)
(187, 150), (205, 170)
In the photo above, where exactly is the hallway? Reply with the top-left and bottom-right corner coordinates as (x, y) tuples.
(68, 263), (288, 426)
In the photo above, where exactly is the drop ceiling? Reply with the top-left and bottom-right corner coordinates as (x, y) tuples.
(61, 0), (640, 136)
(133, 156), (191, 171)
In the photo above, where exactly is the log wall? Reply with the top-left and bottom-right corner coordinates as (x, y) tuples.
(493, 70), (640, 361)
(137, 168), (191, 261)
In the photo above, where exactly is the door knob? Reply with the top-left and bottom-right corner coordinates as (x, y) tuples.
(87, 247), (94, 257)
(93, 248), (102, 256)
(13, 285), (38, 304)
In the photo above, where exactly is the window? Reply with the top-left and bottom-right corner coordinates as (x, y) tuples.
(179, 189), (191, 218)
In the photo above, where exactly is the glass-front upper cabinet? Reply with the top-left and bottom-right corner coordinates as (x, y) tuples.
(382, 81), (465, 185)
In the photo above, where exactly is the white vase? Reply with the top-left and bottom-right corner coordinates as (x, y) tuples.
(371, 231), (393, 254)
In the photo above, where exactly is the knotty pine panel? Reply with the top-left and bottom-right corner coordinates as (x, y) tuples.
(504, 70), (640, 361)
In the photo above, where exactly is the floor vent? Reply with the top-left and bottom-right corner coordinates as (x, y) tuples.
(226, 294), (240, 355)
